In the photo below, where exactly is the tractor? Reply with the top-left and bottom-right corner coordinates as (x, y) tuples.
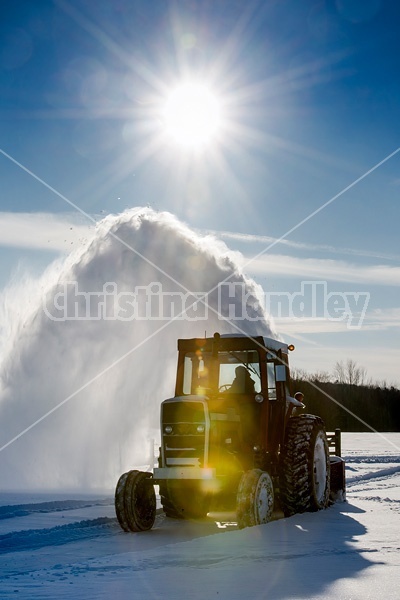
(115, 333), (345, 531)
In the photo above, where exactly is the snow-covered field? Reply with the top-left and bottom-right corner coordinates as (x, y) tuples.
(1, 433), (399, 599)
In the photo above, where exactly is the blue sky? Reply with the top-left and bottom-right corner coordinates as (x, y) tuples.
(0, 0), (399, 385)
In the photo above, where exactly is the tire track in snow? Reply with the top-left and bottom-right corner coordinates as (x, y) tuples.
(0, 498), (113, 521)
(346, 465), (400, 487)
(344, 455), (400, 464)
(0, 517), (118, 554)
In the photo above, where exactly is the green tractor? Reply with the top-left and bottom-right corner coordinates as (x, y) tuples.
(115, 333), (345, 531)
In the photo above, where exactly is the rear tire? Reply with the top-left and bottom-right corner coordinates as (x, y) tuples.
(280, 415), (330, 517)
(236, 469), (274, 529)
(159, 482), (183, 519)
(115, 470), (156, 532)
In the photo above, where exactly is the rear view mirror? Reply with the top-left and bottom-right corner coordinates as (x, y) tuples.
(275, 365), (286, 382)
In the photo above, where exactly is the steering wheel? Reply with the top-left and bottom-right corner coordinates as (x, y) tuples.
(218, 384), (232, 392)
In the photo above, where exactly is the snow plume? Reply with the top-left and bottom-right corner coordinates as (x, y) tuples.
(0, 208), (274, 490)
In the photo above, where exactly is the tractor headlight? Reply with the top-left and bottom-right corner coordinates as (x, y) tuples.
(196, 425), (205, 433)
(164, 425), (173, 434)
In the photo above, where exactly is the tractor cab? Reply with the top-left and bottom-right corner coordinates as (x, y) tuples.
(168, 333), (293, 473)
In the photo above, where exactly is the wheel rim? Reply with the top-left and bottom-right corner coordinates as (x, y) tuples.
(313, 431), (327, 503)
(255, 473), (274, 524)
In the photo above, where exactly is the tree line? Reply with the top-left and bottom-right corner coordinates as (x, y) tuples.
(291, 359), (400, 432)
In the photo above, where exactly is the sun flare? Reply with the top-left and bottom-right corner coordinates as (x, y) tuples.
(162, 82), (222, 148)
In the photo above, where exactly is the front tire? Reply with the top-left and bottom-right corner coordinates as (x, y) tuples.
(280, 415), (330, 517)
(115, 470), (156, 532)
(236, 469), (274, 529)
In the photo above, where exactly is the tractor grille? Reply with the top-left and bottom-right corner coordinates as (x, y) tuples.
(162, 401), (207, 467)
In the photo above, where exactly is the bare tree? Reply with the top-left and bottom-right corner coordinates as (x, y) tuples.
(333, 359), (367, 385)
(290, 367), (309, 381)
(333, 360), (345, 384)
(290, 368), (332, 383)
(310, 370), (332, 383)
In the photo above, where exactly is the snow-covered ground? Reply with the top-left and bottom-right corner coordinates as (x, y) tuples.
(1, 433), (399, 599)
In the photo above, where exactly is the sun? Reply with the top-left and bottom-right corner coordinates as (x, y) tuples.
(162, 82), (222, 149)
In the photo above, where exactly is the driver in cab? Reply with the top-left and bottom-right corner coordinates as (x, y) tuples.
(229, 366), (256, 394)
